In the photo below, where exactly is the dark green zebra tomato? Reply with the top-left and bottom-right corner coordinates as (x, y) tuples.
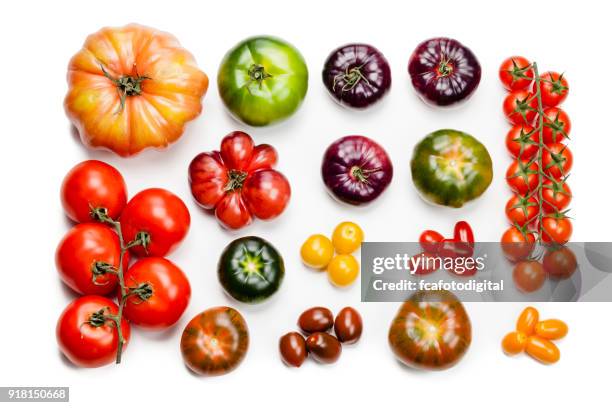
(411, 129), (493, 208)
(217, 36), (308, 127)
(218, 236), (285, 303)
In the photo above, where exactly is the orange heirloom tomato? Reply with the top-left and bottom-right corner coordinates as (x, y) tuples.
(535, 319), (568, 340)
(65, 24), (209, 157)
(502, 331), (527, 355)
(525, 336), (560, 364)
(516, 306), (539, 335)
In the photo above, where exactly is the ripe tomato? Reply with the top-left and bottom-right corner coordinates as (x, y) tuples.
(56, 295), (130, 367)
(505, 125), (539, 160)
(506, 160), (539, 195)
(502, 331), (527, 355)
(542, 179), (572, 213)
(61, 160), (127, 223)
(189, 131), (291, 229)
(535, 319), (568, 340)
(543, 143), (573, 179)
(300, 234), (334, 269)
(505, 194), (538, 227)
(122, 257), (191, 329)
(541, 107), (571, 145)
(56, 223), (128, 296)
(543, 246), (577, 279)
(525, 336), (560, 364)
(327, 254), (359, 287)
(501, 226), (535, 263)
(499, 56), (534, 91)
(419, 230), (444, 255)
(503, 90), (537, 126)
(516, 306), (539, 335)
(513, 260), (546, 293)
(331, 221), (364, 254)
(181, 307), (249, 376)
(541, 216), (572, 245)
(538, 71), (569, 107)
(120, 188), (190, 257)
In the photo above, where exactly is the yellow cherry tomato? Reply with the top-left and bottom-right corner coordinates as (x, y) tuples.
(331, 222), (364, 254)
(501, 331), (527, 355)
(516, 306), (539, 335)
(525, 336), (560, 364)
(327, 254), (359, 287)
(535, 319), (568, 340)
(300, 234), (334, 269)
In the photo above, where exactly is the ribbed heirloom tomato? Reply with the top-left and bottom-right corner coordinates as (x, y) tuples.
(65, 24), (209, 156)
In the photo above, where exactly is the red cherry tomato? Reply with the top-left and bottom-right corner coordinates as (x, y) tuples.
(122, 257), (191, 330)
(513, 260), (546, 293)
(542, 143), (573, 180)
(503, 90), (537, 126)
(538, 71), (569, 107)
(506, 160), (539, 195)
(61, 160), (127, 223)
(56, 295), (130, 367)
(505, 194), (538, 227)
(541, 107), (571, 145)
(541, 216), (572, 245)
(55, 223), (128, 296)
(505, 125), (538, 160)
(120, 188), (190, 257)
(542, 179), (571, 213)
(499, 56), (534, 91)
(501, 226), (535, 263)
(419, 230), (444, 255)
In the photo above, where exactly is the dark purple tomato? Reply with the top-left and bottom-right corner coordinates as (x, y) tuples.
(334, 307), (363, 344)
(298, 307), (334, 334)
(322, 43), (391, 109)
(321, 135), (393, 205)
(305, 332), (342, 364)
(408, 37), (481, 107)
(279, 332), (307, 367)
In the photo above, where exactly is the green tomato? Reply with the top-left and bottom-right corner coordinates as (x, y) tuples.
(218, 236), (285, 303)
(217, 36), (308, 126)
(411, 129), (493, 208)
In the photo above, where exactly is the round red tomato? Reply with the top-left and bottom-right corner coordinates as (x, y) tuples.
(538, 71), (569, 107)
(120, 188), (190, 257)
(503, 90), (537, 126)
(181, 307), (249, 376)
(419, 230), (444, 255)
(541, 107), (571, 145)
(55, 223), (128, 295)
(189, 131), (291, 230)
(56, 295), (130, 367)
(543, 246), (577, 279)
(542, 143), (573, 179)
(61, 160), (127, 223)
(513, 260), (546, 293)
(542, 179), (572, 213)
(499, 56), (534, 91)
(505, 194), (538, 227)
(122, 257), (191, 329)
(501, 226), (535, 263)
(506, 125), (538, 160)
(506, 160), (539, 195)
(541, 216), (572, 245)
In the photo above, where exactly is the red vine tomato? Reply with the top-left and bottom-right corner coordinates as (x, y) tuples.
(506, 160), (539, 195)
(501, 226), (535, 263)
(541, 216), (572, 245)
(513, 260), (546, 293)
(505, 194), (538, 227)
(505, 125), (538, 160)
(542, 143), (573, 179)
(499, 56), (534, 91)
(542, 107), (571, 145)
(503, 90), (537, 126)
(538, 72), (569, 107)
(542, 179), (572, 213)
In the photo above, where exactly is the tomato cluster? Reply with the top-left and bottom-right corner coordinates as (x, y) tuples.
(499, 57), (575, 291)
(416, 221), (476, 276)
(56, 160), (192, 367)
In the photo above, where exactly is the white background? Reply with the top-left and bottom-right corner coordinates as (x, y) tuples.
(0, 0), (610, 406)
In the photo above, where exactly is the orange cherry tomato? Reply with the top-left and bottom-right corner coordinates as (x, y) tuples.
(535, 319), (568, 340)
(516, 307), (539, 335)
(525, 336), (560, 364)
(331, 221), (364, 254)
(502, 331), (527, 355)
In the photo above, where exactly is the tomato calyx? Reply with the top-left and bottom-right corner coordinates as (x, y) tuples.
(224, 170), (248, 192)
(128, 282), (154, 303)
(543, 145), (570, 176)
(542, 177), (571, 212)
(543, 73), (569, 96)
(333, 62), (371, 93)
(436, 57), (454, 77)
(91, 261), (117, 285)
(510, 194), (538, 221)
(506, 59), (533, 83)
(513, 93), (537, 124)
(510, 159), (538, 188)
(543, 111), (569, 143)
(84, 307), (112, 328)
(100, 64), (150, 113)
(246, 64), (272, 94)
(350, 166), (378, 184)
(512, 127), (538, 158)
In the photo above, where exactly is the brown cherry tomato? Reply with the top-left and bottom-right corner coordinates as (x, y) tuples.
(279, 332), (307, 367)
(388, 290), (471, 370)
(525, 336), (560, 364)
(180, 307), (249, 376)
(502, 331), (527, 355)
(334, 307), (363, 344)
(543, 247), (577, 279)
(298, 307), (334, 334)
(516, 306), (539, 335)
(535, 319), (568, 340)
(513, 261), (546, 293)
(305, 332), (342, 364)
